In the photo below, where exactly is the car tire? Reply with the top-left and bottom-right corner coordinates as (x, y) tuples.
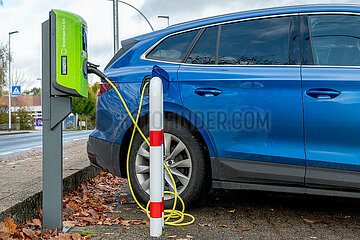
(128, 119), (210, 208)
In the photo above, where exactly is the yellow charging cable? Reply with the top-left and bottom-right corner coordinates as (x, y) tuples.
(103, 77), (195, 226)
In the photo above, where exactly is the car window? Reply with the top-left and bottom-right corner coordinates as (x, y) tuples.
(146, 30), (199, 62)
(218, 17), (291, 65)
(309, 14), (360, 66)
(186, 26), (218, 64)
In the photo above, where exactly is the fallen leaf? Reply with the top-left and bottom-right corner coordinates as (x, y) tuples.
(121, 220), (131, 226)
(124, 226), (130, 229)
(63, 221), (76, 227)
(199, 223), (210, 227)
(121, 198), (135, 204)
(22, 228), (36, 238)
(4, 217), (17, 233)
(132, 220), (143, 225)
(168, 235), (177, 239)
(303, 218), (330, 225)
(313, 221), (330, 225)
(303, 218), (315, 224)
(229, 209), (236, 213)
(219, 225), (228, 228)
(310, 237), (318, 239)
(72, 233), (82, 240)
(32, 219), (42, 226)
(231, 228), (251, 232)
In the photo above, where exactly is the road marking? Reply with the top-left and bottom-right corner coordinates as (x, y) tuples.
(0, 157), (35, 168)
(0, 151), (14, 156)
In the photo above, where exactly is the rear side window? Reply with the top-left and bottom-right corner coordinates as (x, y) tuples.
(309, 14), (360, 66)
(147, 30), (199, 62)
(218, 17), (291, 65)
(186, 26), (218, 64)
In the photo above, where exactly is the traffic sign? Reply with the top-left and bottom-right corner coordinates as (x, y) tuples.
(35, 118), (43, 126)
(12, 86), (21, 95)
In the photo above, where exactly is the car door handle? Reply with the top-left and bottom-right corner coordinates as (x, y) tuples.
(194, 88), (222, 97)
(306, 88), (340, 99)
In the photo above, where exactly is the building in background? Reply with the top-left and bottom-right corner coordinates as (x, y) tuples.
(2, 95), (42, 119)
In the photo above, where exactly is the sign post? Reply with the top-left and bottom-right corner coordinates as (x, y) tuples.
(41, 9), (88, 230)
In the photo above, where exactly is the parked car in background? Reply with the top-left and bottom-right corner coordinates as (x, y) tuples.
(88, 4), (360, 206)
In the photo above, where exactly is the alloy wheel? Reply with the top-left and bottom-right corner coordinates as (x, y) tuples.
(135, 133), (192, 200)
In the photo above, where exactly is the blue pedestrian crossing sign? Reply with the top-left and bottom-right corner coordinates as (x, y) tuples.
(12, 86), (21, 96)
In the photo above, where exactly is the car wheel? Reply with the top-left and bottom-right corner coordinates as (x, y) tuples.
(129, 119), (210, 208)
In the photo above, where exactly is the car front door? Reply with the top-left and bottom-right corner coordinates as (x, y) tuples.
(178, 15), (306, 185)
(301, 14), (360, 191)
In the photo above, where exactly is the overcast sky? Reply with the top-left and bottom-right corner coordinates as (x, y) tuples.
(0, 0), (358, 90)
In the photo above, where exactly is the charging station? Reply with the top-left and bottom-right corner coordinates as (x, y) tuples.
(41, 9), (88, 230)
(41, 8), (192, 234)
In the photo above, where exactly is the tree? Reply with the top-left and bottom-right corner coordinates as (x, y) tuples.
(23, 87), (41, 95)
(0, 42), (8, 99)
(3, 67), (32, 92)
(14, 107), (33, 130)
(72, 83), (99, 129)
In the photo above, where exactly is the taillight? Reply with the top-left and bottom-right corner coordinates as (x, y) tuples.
(97, 82), (118, 96)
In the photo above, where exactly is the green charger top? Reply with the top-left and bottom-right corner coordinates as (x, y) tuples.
(51, 9), (88, 98)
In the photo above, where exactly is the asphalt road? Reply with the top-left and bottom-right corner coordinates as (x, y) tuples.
(71, 184), (360, 239)
(0, 130), (92, 158)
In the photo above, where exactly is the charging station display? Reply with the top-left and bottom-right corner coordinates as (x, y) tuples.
(50, 9), (88, 98)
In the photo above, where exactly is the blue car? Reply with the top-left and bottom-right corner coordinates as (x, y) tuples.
(88, 4), (360, 206)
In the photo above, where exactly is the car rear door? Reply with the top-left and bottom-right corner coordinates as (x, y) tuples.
(301, 14), (360, 191)
(178, 15), (306, 185)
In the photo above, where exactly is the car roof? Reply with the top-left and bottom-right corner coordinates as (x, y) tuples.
(135, 4), (360, 41)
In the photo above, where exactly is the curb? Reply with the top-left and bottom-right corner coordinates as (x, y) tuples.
(0, 131), (31, 136)
(0, 165), (100, 224)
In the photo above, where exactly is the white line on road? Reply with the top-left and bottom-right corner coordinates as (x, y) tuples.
(0, 157), (35, 168)
(0, 151), (14, 156)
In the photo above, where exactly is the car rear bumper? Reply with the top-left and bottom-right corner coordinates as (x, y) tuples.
(87, 136), (122, 177)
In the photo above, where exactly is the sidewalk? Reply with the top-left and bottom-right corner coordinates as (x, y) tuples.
(0, 139), (98, 223)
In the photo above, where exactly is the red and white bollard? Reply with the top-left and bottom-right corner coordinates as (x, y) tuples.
(149, 76), (164, 237)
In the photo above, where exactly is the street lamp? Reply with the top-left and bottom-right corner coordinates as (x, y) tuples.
(108, 0), (154, 53)
(158, 15), (170, 27)
(8, 30), (19, 131)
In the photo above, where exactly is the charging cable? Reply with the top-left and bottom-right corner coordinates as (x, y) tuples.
(88, 63), (195, 226)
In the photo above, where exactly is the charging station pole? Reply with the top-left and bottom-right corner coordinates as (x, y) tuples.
(149, 76), (164, 237)
(42, 10), (88, 230)
(42, 19), (72, 230)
